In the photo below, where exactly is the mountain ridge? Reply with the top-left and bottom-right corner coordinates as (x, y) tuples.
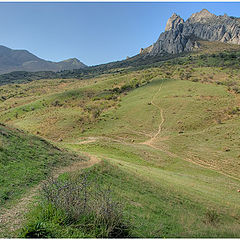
(0, 45), (87, 74)
(140, 9), (240, 56)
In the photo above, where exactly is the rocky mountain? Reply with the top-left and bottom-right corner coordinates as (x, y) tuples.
(0, 45), (87, 74)
(141, 9), (240, 56)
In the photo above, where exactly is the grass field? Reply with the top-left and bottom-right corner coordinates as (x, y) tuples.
(0, 123), (88, 237)
(0, 45), (240, 237)
(20, 158), (240, 237)
(0, 124), (85, 207)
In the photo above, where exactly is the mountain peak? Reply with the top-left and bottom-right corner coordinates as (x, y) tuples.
(165, 13), (184, 31)
(171, 13), (178, 18)
(0, 45), (87, 74)
(146, 9), (240, 57)
(58, 57), (87, 68)
(188, 8), (216, 23)
(200, 8), (211, 15)
(61, 58), (80, 63)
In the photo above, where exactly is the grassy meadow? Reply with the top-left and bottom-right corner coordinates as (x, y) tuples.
(0, 42), (240, 237)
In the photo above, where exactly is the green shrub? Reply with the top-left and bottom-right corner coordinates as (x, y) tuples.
(204, 209), (220, 225)
(92, 91), (115, 101)
(232, 85), (240, 94)
(229, 107), (240, 115)
(20, 222), (53, 238)
(120, 84), (133, 92)
(20, 174), (130, 238)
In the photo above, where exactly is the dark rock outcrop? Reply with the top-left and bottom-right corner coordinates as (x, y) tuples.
(144, 9), (240, 56)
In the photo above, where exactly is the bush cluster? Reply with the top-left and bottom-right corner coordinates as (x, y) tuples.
(20, 173), (130, 238)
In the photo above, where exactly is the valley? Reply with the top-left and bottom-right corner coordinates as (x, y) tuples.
(0, 46), (240, 237)
(0, 8), (240, 238)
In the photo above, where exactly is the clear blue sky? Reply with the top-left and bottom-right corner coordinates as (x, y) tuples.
(1, 2), (240, 66)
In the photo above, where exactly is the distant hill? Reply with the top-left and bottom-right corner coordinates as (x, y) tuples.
(3, 8), (240, 84)
(0, 45), (87, 74)
(2, 39), (240, 86)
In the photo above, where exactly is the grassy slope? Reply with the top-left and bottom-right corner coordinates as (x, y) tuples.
(69, 77), (239, 177)
(0, 123), (84, 209)
(86, 161), (240, 237)
(22, 159), (240, 237)
(60, 77), (240, 237)
(0, 44), (240, 237)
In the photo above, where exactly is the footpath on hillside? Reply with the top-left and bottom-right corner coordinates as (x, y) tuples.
(0, 152), (100, 237)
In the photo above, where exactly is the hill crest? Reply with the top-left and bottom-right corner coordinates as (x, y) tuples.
(0, 45), (87, 74)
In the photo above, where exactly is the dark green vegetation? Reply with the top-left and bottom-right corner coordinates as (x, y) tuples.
(0, 123), (83, 207)
(0, 40), (240, 238)
(20, 165), (130, 238)
(0, 53), (175, 86)
(1, 40), (240, 87)
(0, 71), (57, 86)
(20, 161), (240, 237)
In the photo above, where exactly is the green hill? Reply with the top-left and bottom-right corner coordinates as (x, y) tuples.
(0, 123), (84, 207)
(0, 123), (87, 237)
(0, 43), (240, 237)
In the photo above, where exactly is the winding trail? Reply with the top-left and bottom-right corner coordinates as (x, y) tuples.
(136, 81), (240, 182)
(76, 137), (99, 145)
(142, 80), (165, 146)
(70, 79), (240, 182)
(1, 79), (240, 237)
(0, 151), (100, 236)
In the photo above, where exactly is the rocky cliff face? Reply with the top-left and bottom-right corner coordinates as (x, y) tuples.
(143, 9), (240, 56)
(165, 13), (184, 31)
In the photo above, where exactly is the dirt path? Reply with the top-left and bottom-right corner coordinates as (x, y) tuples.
(142, 80), (165, 146)
(65, 80), (239, 182)
(73, 136), (132, 147)
(141, 141), (240, 181)
(133, 81), (240, 182)
(76, 137), (98, 145)
(66, 80), (240, 182)
(0, 152), (100, 237)
(3, 76), (236, 236)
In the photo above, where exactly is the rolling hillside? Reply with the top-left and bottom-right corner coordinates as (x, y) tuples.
(0, 123), (89, 236)
(0, 41), (240, 237)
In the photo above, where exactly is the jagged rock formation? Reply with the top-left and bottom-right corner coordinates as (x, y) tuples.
(143, 9), (240, 56)
(0, 45), (87, 74)
(165, 13), (184, 31)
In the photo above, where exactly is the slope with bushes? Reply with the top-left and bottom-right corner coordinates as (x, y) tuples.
(0, 123), (85, 208)
(0, 42), (240, 237)
(0, 123), (87, 237)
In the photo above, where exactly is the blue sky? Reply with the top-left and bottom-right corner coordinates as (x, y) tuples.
(1, 2), (240, 66)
